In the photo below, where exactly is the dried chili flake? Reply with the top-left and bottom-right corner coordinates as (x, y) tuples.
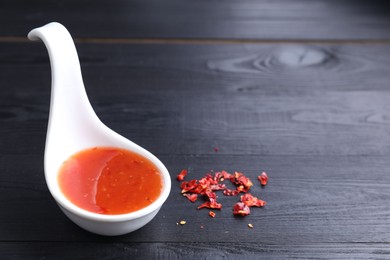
(233, 202), (250, 216)
(213, 171), (224, 182)
(183, 193), (198, 202)
(210, 184), (226, 191)
(241, 193), (266, 207)
(199, 174), (218, 186)
(177, 169), (188, 181)
(181, 180), (198, 193)
(222, 171), (233, 180)
(190, 184), (206, 195)
(236, 185), (246, 193)
(214, 170), (233, 182)
(178, 168), (268, 217)
(230, 172), (253, 193)
(258, 171), (268, 186)
(198, 201), (222, 209)
(223, 189), (240, 196)
(213, 147), (219, 152)
(209, 211), (216, 218)
(204, 190), (216, 200)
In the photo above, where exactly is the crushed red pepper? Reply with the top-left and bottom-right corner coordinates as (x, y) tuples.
(223, 189), (240, 196)
(258, 171), (268, 186)
(183, 193), (198, 202)
(209, 211), (216, 218)
(231, 172), (253, 193)
(177, 169), (188, 181)
(178, 169), (268, 217)
(240, 193), (266, 207)
(233, 202), (250, 216)
(198, 200), (222, 209)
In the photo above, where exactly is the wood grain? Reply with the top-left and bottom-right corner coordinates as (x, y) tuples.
(1, 242), (390, 259)
(1, 154), (390, 244)
(2, 2), (390, 256)
(2, 42), (390, 156)
(1, 0), (390, 40)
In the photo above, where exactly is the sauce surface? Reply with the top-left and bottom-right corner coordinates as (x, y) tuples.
(58, 147), (162, 215)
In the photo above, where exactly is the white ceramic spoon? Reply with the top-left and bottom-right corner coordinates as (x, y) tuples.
(28, 22), (171, 236)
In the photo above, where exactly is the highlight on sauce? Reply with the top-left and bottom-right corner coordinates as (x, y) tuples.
(57, 147), (163, 215)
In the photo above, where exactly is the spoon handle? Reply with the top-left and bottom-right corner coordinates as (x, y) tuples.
(28, 22), (90, 108)
(28, 22), (99, 156)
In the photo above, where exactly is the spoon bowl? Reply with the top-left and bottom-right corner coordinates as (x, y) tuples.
(28, 22), (171, 236)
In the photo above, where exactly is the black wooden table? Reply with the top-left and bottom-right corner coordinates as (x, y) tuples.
(2, 0), (390, 259)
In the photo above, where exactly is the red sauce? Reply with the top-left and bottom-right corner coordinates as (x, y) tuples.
(58, 147), (163, 215)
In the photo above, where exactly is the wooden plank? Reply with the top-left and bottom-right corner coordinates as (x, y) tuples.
(2, 42), (390, 156)
(1, 242), (390, 259)
(1, 154), (390, 243)
(1, 0), (390, 40)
